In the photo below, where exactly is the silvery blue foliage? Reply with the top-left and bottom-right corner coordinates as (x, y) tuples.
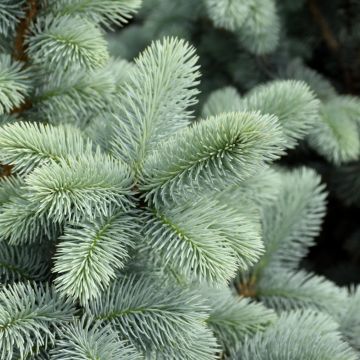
(0, 1), (359, 359)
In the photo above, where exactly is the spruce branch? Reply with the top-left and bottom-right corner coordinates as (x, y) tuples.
(111, 37), (200, 167)
(240, 310), (358, 360)
(257, 270), (347, 315)
(140, 111), (284, 206)
(42, 0), (142, 29)
(33, 66), (116, 125)
(0, 121), (92, 174)
(282, 59), (337, 101)
(339, 287), (360, 351)
(217, 167), (282, 209)
(0, 0), (25, 38)
(139, 195), (263, 284)
(53, 210), (139, 304)
(0, 282), (76, 360)
(0, 55), (31, 115)
(26, 15), (109, 71)
(140, 201), (239, 284)
(0, 242), (48, 284)
(242, 80), (320, 149)
(238, 0), (280, 55)
(86, 275), (218, 358)
(202, 86), (243, 118)
(0, 194), (58, 245)
(254, 168), (327, 274)
(0, 0), (36, 176)
(308, 99), (360, 164)
(204, 0), (251, 31)
(50, 317), (141, 360)
(25, 152), (135, 222)
(205, 286), (276, 352)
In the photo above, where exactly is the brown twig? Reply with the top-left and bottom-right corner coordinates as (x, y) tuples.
(10, 99), (33, 114)
(13, 0), (37, 62)
(235, 275), (257, 298)
(2, 1), (37, 178)
(0, 165), (13, 179)
(308, 0), (354, 92)
(308, 0), (339, 53)
(10, 0), (37, 115)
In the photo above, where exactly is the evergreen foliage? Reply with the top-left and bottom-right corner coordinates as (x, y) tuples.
(116, 0), (360, 282)
(240, 310), (357, 360)
(0, 54), (30, 114)
(0, 1), (359, 359)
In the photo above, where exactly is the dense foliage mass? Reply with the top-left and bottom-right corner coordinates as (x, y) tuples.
(0, 1), (360, 359)
(111, 0), (360, 285)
